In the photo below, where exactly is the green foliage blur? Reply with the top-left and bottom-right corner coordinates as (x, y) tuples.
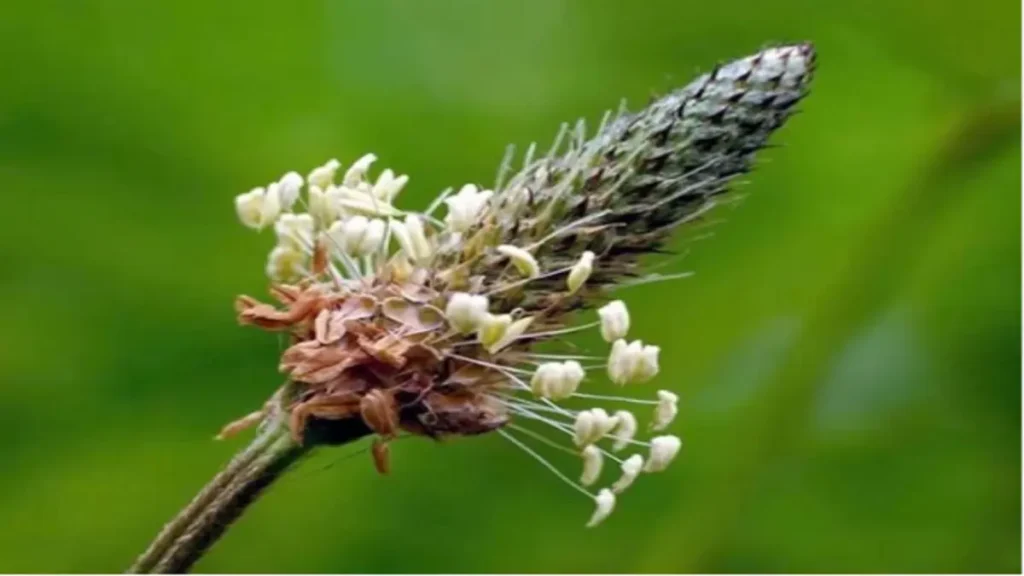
(0, 1), (1019, 572)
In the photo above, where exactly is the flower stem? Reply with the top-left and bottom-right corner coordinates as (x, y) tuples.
(128, 416), (306, 573)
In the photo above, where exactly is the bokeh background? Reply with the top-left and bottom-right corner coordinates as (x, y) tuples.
(0, 0), (1020, 573)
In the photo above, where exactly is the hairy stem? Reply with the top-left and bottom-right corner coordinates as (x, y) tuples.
(129, 414), (303, 569)
(128, 417), (305, 573)
(130, 380), (374, 573)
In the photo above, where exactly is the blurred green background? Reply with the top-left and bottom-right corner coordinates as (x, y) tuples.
(0, 0), (1019, 573)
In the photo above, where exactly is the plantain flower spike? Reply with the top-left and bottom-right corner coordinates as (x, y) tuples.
(225, 44), (815, 528)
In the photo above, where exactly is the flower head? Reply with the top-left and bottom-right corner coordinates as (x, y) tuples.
(224, 44), (815, 528)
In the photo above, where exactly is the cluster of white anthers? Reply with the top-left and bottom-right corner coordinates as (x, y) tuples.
(499, 298), (680, 528)
(235, 155), (682, 527)
(235, 154), (415, 281)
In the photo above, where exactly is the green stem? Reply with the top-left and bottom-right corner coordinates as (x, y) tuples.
(128, 417), (306, 574)
(129, 397), (374, 574)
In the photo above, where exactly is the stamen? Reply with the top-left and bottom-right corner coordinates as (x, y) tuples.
(518, 353), (605, 361)
(497, 429), (593, 499)
(570, 392), (659, 405)
(423, 187), (454, 218)
(445, 353), (533, 376)
(502, 403), (628, 463)
(500, 398), (577, 416)
(607, 271), (695, 292)
(517, 321), (601, 342)
(525, 209), (611, 252)
(505, 423), (579, 457)
(483, 265), (574, 297)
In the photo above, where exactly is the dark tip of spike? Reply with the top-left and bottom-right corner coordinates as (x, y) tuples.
(798, 42), (816, 61)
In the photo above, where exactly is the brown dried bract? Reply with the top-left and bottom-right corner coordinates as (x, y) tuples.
(231, 278), (511, 475)
(280, 339), (371, 384)
(236, 285), (328, 331)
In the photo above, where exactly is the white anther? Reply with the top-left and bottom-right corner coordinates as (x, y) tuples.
(265, 245), (306, 283)
(274, 213), (315, 250)
(530, 360), (584, 400)
(391, 215), (432, 263)
(486, 316), (533, 354)
(530, 362), (563, 398)
(580, 445), (604, 486)
(573, 410), (597, 447)
(371, 169), (409, 202)
(329, 186), (402, 217)
(598, 300), (630, 342)
(607, 339), (660, 385)
(610, 410), (637, 452)
(634, 344), (660, 383)
(445, 292), (489, 333)
(276, 171), (304, 210)
(496, 245), (540, 278)
(586, 489), (616, 528)
(643, 435), (681, 473)
(573, 408), (617, 447)
(327, 216), (387, 257)
(593, 408), (620, 437)
(567, 251), (595, 294)
(611, 454), (644, 494)
(343, 153), (377, 186)
(307, 185), (337, 226)
(651, 390), (678, 431)
(235, 186), (281, 230)
(307, 158), (341, 189)
(477, 313), (512, 352)
(560, 361), (585, 398)
(443, 184), (493, 233)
